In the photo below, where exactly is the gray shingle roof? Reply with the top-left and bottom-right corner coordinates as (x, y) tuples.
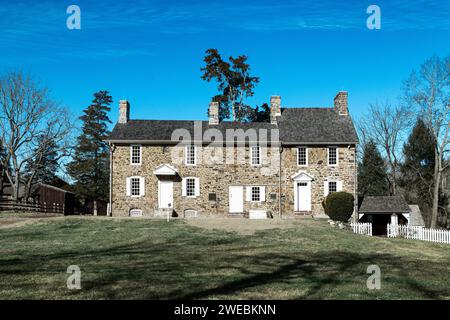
(359, 196), (412, 213)
(106, 107), (358, 144)
(107, 120), (277, 143)
(278, 108), (358, 143)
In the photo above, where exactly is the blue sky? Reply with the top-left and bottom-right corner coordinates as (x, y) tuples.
(1, 0), (449, 128)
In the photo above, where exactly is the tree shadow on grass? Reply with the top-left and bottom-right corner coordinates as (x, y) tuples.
(174, 251), (450, 300)
(1, 229), (449, 299)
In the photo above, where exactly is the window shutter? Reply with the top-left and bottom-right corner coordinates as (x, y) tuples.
(126, 177), (131, 196)
(324, 181), (328, 197)
(260, 186), (266, 202)
(194, 146), (197, 165)
(258, 147), (262, 165)
(246, 186), (251, 201)
(194, 178), (200, 197)
(182, 178), (186, 197)
(140, 177), (145, 196)
(337, 181), (343, 192)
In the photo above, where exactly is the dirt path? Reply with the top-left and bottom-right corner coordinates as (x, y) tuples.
(185, 217), (313, 235)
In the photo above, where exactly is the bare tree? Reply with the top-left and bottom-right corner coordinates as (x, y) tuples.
(0, 72), (73, 202)
(357, 101), (413, 195)
(404, 55), (450, 228)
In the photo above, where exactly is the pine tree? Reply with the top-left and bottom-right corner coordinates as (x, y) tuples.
(400, 118), (437, 225)
(358, 140), (389, 196)
(67, 91), (112, 213)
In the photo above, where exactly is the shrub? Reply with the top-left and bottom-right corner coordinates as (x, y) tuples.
(322, 192), (354, 222)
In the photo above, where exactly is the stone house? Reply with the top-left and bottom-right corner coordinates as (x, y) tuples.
(105, 92), (358, 219)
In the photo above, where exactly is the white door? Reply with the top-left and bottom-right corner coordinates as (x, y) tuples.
(159, 181), (173, 209)
(296, 182), (311, 211)
(229, 186), (243, 213)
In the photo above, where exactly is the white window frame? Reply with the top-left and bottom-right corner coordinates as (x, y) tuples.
(185, 145), (197, 166)
(297, 147), (308, 167)
(328, 146), (338, 166)
(324, 180), (342, 197)
(250, 146), (261, 166)
(182, 177), (200, 198)
(246, 186), (266, 203)
(127, 176), (145, 198)
(328, 181), (337, 195)
(251, 186), (261, 202)
(186, 177), (196, 197)
(130, 145), (142, 165)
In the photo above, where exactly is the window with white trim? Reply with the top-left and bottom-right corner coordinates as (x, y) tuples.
(251, 146), (261, 166)
(185, 145), (196, 165)
(130, 145), (141, 165)
(186, 178), (196, 197)
(297, 147), (307, 166)
(131, 177), (140, 196)
(251, 186), (261, 202)
(328, 181), (337, 194)
(328, 147), (337, 166)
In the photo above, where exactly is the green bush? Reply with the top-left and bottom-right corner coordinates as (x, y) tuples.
(322, 192), (354, 222)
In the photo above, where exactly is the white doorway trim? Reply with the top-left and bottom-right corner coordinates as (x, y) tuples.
(292, 171), (313, 212)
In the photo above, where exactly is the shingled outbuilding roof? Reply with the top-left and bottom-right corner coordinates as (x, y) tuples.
(359, 196), (411, 214)
(106, 107), (358, 144)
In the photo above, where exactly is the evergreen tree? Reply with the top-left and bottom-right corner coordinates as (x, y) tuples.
(67, 91), (112, 212)
(400, 118), (437, 225)
(245, 103), (271, 122)
(358, 140), (389, 196)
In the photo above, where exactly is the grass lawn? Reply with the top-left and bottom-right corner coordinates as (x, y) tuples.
(0, 214), (449, 299)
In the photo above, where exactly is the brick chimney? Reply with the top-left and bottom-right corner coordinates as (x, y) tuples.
(270, 95), (281, 124)
(334, 91), (348, 116)
(208, 101), (219, 125)
(118, 100), (130, 124)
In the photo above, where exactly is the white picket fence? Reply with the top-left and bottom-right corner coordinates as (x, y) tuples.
(350, 222), (372, 236)
(387, 224), (450, 244)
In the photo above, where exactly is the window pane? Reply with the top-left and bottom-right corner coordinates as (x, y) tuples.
(328, 181), (337, 194)
(251, 186), (260, 202)
(328, 147), (337, 165)
(186, 145), (195, 165)
(298, 147), (306, 165)
(131, 178), (140, 196)
(131, 146), (141, 164)
(186, 178), (195, 196)
(251, 147), (260, 165)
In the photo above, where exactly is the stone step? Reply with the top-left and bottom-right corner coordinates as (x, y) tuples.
(153, 209), (173, 217)
(294, 211), (312, 216)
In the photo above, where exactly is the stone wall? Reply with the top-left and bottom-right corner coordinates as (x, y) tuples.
(280, 145), (357, 217)
(111, 144), (280, 217)
(111, 144), (356, 218)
